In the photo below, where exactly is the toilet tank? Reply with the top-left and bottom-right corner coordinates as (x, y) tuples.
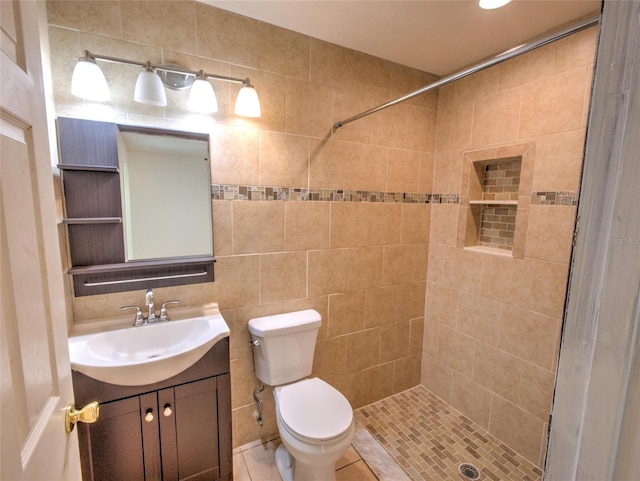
(248, 309), (321, 386)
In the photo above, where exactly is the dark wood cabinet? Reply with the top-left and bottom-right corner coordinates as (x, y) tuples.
(73, 339), (232, 481)
(56, 117), (214, 297)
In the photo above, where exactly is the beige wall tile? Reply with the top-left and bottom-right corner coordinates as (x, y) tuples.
(352, 51), (392, 100)
(212, 200), (232, 256)
(441, 246), (483, 294)
(383, 244), (414, 286)
(525, 205), (576, 263)
(530, 259), (569, 318)
(368, 203), (402, 246)
(422, 318), (439, 358)
(308, 248), (349, 297)
(232, 201), (284, 254)
(260, 252), (307, 303)
(48, 26), (79, 107)
(473, 344), (522, 403)
(231, 356), (259, 408)
(406, 106), (437, 152)
(329, 202), (368, 248)
(393, 355), (422, 392)
(215, 255), (260, 309)
(400, 204), (431, 244)
(346, 363), (395, 408)
(480, 255), (535, 309)
(554, 26), (598, 73)
(331, 89), (376, 143)
(284, 201), (330, 251)
(489, 395), (545, 465)
(210, 124), (259, 185)
(47, 0), (122, 37)
(450, 372), (492, 430)
(122, 1), (195, 53)
(427, 243), (445, 283)
(421, 355), (452, 403)
(348, 246), (383, 290)
(418, 152), (435, 193)
(519, 67), (588, 139)
(499, 304), (560, 370)
(346, 328), (380, 372)
(413, 244), (429, 281)
(380, 321), (411, 363)
(310, 39), (355, 90)
(259, 131), (309, 187)
(435, 101), (473, 152)
(430, 205), (458, 246)
(532, 129), (586, 191)
(286, 78), (333, 137)
(432, 151), (451, 193)
(397, 281), (426, 322)
(497, 46), (555, 91)
(309, 139), (388, 191)
(390, 64), (439, 110)
(457, 293), (502, 346)
(456, 67), (498, 104)
(364, 286), (399, 328)
(370, 102), (407, 149)
(425, 281), (458, 327)
(313, 336), (346, 379)
(410, 317), (425, 354)
(328, 290), (365, 337)
(437, 326), (475, 377)
(196, 3), (258, 68)
(471, 88), (521, 147)
(387, 149), (420, 193)
(518, 362), (555, 421)
(258, 22), (309, 80)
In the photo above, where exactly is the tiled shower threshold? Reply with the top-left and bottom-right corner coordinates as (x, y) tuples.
(355, 385), (543, 481)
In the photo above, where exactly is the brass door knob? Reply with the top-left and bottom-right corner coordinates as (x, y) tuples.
(65, 401), (99, 433)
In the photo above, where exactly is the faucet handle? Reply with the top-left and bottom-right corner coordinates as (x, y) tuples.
(160, 300), (180, 321)
(121, 305), (144, 326)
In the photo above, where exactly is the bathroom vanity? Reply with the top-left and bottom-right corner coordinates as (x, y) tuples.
(71, 337), (232, 481)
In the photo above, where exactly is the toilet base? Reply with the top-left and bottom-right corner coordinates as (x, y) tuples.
(275, 444), (294, 481)
(275, 443), (338, 481)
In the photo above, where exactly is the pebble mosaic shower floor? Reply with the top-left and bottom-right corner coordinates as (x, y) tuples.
(355, 385), (543, 481)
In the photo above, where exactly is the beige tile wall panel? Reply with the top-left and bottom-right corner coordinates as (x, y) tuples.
(47, 0), (122, 37)
(310, 39), (356, 90)
(258, 23), (309, 80)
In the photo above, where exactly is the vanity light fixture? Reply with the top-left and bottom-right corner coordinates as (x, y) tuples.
(479, 0), (512, 9)
(70, 50), (261, 117)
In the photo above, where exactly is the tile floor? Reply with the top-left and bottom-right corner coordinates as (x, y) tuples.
(356, 385), (543, 481)
(234, 385), (543, 481)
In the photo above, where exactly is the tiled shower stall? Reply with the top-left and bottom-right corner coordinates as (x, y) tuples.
(46, 0), (597, 472)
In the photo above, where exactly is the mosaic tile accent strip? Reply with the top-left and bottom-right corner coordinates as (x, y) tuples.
(356, 385), (542, 481)
(531, 191), (578, 206)
(479, 204), (517, 251)
(211, 184), (459, 204)
(482, 159), (522, 201)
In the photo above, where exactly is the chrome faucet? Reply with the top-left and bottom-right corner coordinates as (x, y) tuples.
(145, 289), (157, 321)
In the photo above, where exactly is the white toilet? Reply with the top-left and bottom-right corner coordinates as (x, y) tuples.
(248, 309), (355, 481)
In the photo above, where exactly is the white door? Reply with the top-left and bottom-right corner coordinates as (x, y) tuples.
(1, 1), (81, 480)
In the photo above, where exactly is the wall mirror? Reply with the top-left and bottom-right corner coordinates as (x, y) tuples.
(118, 127), (212, 261)
(57, 117), (215, 296)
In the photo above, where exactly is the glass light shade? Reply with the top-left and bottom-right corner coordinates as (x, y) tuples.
(188, 78), (218, 114)
(234, 86), (261, 118)
(71, 58), (110, 101)
(479, 0), (511, 9)
(134, 68), (167, 106)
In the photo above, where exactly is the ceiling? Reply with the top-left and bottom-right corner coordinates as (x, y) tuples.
(202, 0), (600, 76)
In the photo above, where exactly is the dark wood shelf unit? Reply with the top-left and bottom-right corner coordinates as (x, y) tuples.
(56, 117), (215, 296)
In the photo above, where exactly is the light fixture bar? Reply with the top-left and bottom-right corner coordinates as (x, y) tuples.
(84, 50), (252, 87)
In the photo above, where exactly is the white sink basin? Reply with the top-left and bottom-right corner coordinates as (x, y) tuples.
(68, 310), (229, 386)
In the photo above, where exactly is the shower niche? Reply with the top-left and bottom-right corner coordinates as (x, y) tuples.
(460, 144), (535, 258)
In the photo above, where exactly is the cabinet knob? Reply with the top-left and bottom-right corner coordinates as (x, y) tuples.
(145, 410), (154, 422)
(163, 405), (173, 417)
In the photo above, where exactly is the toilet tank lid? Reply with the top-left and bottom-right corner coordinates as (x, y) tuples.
(248, 309), (321, 337)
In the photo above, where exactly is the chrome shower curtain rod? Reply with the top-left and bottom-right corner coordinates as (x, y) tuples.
(333, 14), (600, 131)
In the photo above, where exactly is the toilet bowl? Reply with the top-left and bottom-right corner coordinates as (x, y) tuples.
(273, 378), (355, 481)
(248, 310), (355, 481)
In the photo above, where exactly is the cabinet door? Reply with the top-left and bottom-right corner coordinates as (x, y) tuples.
(78, 396), (146, 481)
(174, 378), (220, 481)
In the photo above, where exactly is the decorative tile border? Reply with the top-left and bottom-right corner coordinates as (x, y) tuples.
(211, 184), (459, 204)
(531, 191), (578, 206)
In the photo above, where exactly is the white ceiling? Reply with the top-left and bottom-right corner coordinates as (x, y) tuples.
(202, 0), (600, 76)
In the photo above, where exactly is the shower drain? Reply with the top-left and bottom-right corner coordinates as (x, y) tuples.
(459, 463), (481, 480)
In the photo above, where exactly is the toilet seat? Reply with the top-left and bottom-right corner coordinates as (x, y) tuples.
(277, 378), (353, 444)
